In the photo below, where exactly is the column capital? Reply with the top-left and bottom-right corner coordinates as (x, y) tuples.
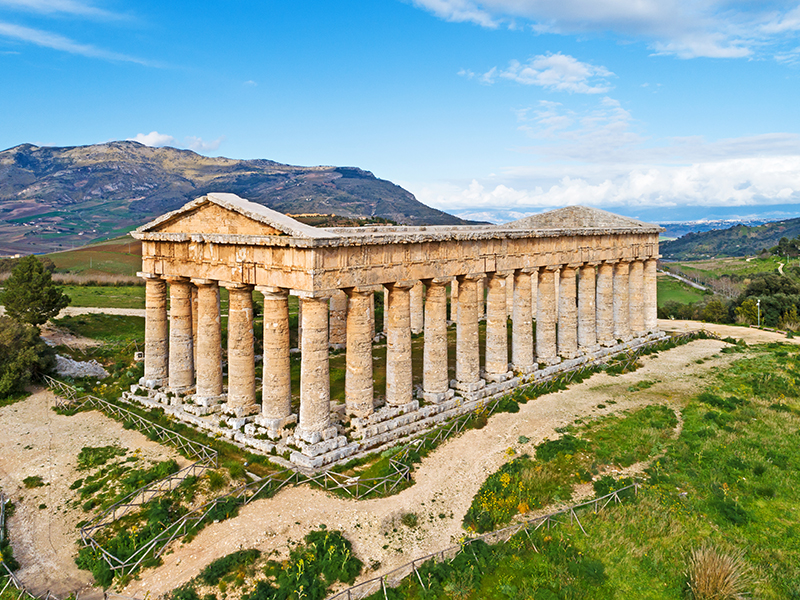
(343, 286), (374, 297)
(191, 278), (218, 287)
(487, 270), (511, 279)
(521, 266), (539, 274)
(164, 275), (191, 284)
(457, 273), (484, 282)
(292, 289), (331, 299)
(543, 265), (561, 272)
(421, 277), (451, 287)
(256, 285), (289, 298)
(137, 271), (162, 280)
(581, 261), (602, 268)
(384, 280), (416, 290)
(220, 281), (254, 291)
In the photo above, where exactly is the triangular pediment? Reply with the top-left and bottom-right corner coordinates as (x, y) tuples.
(503, 206), (657, 230)
(136, 193), (338, 238)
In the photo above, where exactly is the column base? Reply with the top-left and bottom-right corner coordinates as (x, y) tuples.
(254, 414), (297, 439)
(221, 414), (257, 430)
(579, 345), (601, 355)
(513, 364), (537, 375)
(422, 389), (455, 403)
(599, 339), (616, 348)
(293, 425), (339, 445)
(222, 403), (260, 418)
(537, 356), (561, 367)
(452, 378), (486, 393)
(192, 393), (225, 407)
(483, 370), (513, 383)
(139, 377), (165, 389)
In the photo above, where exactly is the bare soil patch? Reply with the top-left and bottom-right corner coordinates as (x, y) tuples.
(658, 318), (800, 345)
(123, 337), (739, 597)
(0, 389), (187, 596)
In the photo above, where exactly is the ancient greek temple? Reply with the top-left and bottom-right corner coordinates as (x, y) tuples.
(129, 193), (663, 468)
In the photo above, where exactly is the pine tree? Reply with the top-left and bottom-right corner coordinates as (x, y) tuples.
(0, 256), (70, 326)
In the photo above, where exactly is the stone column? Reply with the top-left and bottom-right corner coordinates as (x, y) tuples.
(193, 279), (223, 402)
(456, 275), (484, 392)
(225, 284), (258, 417)
(644, 258), (659, 332)
(629, 259), (645, 337)
(536, 268), (558, 365)
(512, 270), (535, 373)
(596, 261), (615, 346)
(558, 266), (578, 359)
(530, 267), (539, 321)
(449, 280), (458, 322)
(297, 295), (331, 441)
(485, 272), (510, 381)
(385, 281), (414, 407)
(477, 277), (485, 320)
(345, 288), (374, 417)
(506, 274), (514, 318)
(140, 273), (168, 387)
(423, 278), (450, 402)
(167, 277), (194, 392)
(369, 292), (376, 340)
(410, 281), (424, 334)
(577, 264), (597, 352)
(329, 290), (347, 349)
(191, 284), (198, 371)
(258, 287), (292, 422)
(613, 261), (632, 341)
(382, 288), (389, 332)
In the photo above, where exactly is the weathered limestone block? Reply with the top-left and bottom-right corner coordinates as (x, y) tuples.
(141, 274), (168, 387)
(558, 266), (578, 359)
(385, 282), (414, 406)
(613, 261), (632, 341)
(536, 268), (558, 365)
(629, 259), (645, 337)
(596, 261), (615, 346)
(423, 278), (450, 402)
(345, 288), (374, 417)
(512, 270), (535, 373)
(329, 289), (348, 349)
(167, 277), (194, 391)
(485, 272), (511, 381)
(259, 287), (292, 421)
(298, 296), (331, 441)
(577, 264), (597, 351)
(644, 258), (658, 332)
(410, 281), (424, 334)
(456, 275), (484, 392)
(193, 279), (223, 401)
(225, 284), (258, 417)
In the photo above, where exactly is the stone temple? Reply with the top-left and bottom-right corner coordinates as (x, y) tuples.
(127, 193), (664, 469)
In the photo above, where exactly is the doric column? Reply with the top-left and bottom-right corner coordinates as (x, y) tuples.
(140, 273), (168, 387)
(456, 274), (484, 392)
(224, 284), (257, 416)
(536, 267), (558, 365)
(297, 295), (331, 440)
(644, 258), (659, 332)
(193, 279), (223, 401)
(410, 281), (424, 334)
(329, 290), (347, 349)
(191, 284), (198, 371)
(167, 277), (194, 391)
(613, 260), (632, 341)
(345, 288), (374, 417)
(385, 281), (414, 407)
(506, 274), (514, 318)
(558, 266), (578, 359)
(423, 278), (450, 402)
(449, 280), (459, 322)
(382, 288), (389, 332)
(577, 264), (597, 352)
(258, 286), (292, 421)
(485, 272), (510, 381)
(596, 261), (615, 346)
(477, 276), (485, 320)
(629, 259), (645, 337)
(369, 291), (376, 340)
(530, 267), (539, 322)
(512, 270), (535, 373)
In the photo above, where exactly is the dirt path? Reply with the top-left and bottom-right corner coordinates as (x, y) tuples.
(123, 337), (741, 597)
(658, 318), (800, 344)
(0, 306), (147, 319)
(0, 389), (187, 597)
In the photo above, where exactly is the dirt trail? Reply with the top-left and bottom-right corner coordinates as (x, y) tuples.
(0, 389), (187, 597)
(124, 337), (742, 597)
(658, 318), (800, 344)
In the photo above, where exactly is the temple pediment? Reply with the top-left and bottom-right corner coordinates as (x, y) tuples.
(505, 206), (658, 231)
(136, 192), (338, 238)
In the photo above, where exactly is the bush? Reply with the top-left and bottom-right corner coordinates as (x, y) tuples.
(686, 545), (752, 600)
(0, 316), (55, 399)
(200, 549), (261, 586)
(535, 435), (588, 462)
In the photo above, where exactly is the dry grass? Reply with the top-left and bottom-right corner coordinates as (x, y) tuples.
(686, 545), (753, 600)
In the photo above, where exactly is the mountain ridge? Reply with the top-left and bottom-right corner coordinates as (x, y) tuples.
(0, 141), (470, 255)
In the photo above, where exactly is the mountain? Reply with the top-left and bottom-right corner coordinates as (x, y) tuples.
(661, 217), (800, 260)
(0, 141), (470, 255)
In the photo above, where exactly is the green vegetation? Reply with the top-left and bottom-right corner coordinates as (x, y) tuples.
(656, 275), (707, 306)
(0, 497), (18, 574)
(22, 475), (45, 489)
(363, 342), (800, 599)
(0, 315), (56, 402)
(60, 285), (145, 309)
(0, 255), (70, 326)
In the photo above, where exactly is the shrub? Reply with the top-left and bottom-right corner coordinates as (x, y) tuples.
(0, 316), (56, 399)
(686, 545), (752, 600)
(535, 435), (588, 462)
(22, 475), (45, 488)
(200, 549), (261, 586)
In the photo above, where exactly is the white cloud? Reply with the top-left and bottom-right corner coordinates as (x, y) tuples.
(185, 135), (224, 152)
(0, 20), (148, 63)
(476, 53), (613, 93)
(243, 80), (257, 87)
(0, 0), (119, 19)
(129, 131), (176, 147)
(411, 0), (795, 59)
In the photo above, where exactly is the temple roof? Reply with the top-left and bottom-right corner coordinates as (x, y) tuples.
(135, 192), (338, 239)
(503, 206), (659, 231)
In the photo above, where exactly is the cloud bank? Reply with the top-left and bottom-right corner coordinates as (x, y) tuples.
(128, 131), (224, 153)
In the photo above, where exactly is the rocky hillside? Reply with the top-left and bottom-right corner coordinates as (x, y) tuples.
(0, 141), (469, 255)
(661, 217), (800, 260)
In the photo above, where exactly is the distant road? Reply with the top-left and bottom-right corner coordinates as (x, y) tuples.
(0, 306), (146, 318)
(658, 270), (708, 291)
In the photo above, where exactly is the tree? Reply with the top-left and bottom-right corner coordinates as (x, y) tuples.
(0, 256), (69, 326)
(735, 298), (759, 325)
(0, 316), (55, 399)
(701, 298), (729, 324)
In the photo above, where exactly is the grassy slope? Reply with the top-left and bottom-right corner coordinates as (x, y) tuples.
(44, 236), (142, 276)
(657, 275), (706, 306)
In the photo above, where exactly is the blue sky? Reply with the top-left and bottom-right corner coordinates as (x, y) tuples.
(2, 0), (800, 223)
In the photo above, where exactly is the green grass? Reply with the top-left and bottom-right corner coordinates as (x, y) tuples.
(45, 236), (142, 276)
(657, 275), (706, 306)
(362, 343), (800, 599)
(671, 256), (791, 279)
(60, 285), (145, 309)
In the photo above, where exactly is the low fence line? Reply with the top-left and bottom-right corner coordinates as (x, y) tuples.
(41, 330), (714, 580)
(326, 483), (639, 600)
